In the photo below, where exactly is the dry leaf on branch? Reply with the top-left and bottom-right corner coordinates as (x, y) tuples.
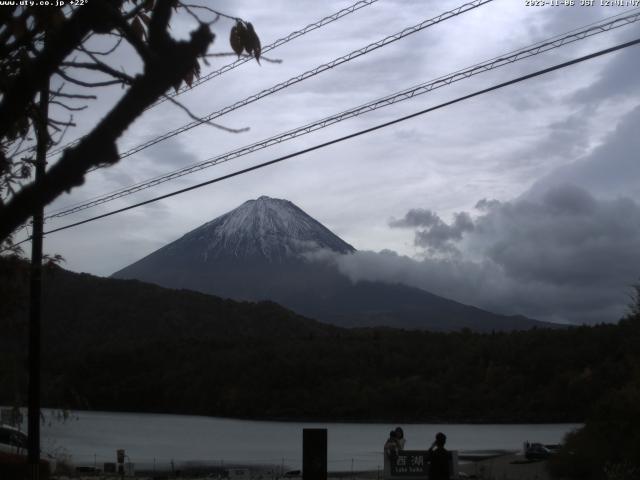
(245, 22), (261, 63)
(229, 20), (261, 64)
(229, 22), (244, 57)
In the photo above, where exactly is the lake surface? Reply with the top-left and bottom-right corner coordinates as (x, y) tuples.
(34, 410), (580, 471)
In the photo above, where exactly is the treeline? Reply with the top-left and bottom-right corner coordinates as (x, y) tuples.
(547, 287), (640, 480)
(1, 257), (639, 427)
(42, 323), (639, 423)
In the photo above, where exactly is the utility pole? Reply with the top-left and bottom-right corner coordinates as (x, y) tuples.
(27, 72), (49, 480)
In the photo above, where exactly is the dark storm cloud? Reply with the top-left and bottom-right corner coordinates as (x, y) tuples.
(317, 88), (640, 326)
(329, 183), (640, 325)
(478, 185), (640, 287)
(390, 209), (474, 253)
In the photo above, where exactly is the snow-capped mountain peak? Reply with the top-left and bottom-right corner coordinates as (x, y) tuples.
(170, 196), (354, 262)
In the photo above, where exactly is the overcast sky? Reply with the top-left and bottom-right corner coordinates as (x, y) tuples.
(22, 0), (640, 325)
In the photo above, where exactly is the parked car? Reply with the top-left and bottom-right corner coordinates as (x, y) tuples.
(525, 443), (552, 461)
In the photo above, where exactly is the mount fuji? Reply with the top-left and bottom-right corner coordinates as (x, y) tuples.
(112, 196), (553, 331)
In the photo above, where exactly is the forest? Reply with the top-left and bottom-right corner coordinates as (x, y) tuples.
(1, 257), (638, 423)
(1, 257), (640, 478)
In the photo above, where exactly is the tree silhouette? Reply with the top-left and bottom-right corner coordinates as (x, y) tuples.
(0, 0), (260, 246)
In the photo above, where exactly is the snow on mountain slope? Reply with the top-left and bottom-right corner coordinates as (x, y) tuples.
(166, 196), (354, 262)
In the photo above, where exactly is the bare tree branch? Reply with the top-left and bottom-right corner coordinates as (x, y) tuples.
(7, 136), (31, 159)
(0, 17), (215, 241)
(8, 141), (36, 159)
(122, 1), (151, 21)
(0, 0), (126, 139)
(178, 2), (239, 22)
(148, 0), (173, 48)
(163, 95), (249, 134)
(205, 52), (282, 64)
(60, 61), (135, 84)
(51, 91), (97, 100)
(112, 14), (152, 62)
(177, 3), (219, 27)
(48, 118), (76, 128)
(0, 9), (40, 58)
(80, 35), (123, 56)
(49, 100), (88, 112)
(50, 118), (73, 148)
(55, 69), (124, 88)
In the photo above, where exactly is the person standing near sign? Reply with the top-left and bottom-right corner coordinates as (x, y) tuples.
(384, 430), (399, 460)
(427, 432), (450, 480)
(394, 427), (406, 450)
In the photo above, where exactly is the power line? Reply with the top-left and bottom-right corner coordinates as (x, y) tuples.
(155, 0), (381, 106)
(49, 0), (495, 171)
(116, 0), (494, 159)
(29, 37), (640, 241)
(44, 0), (381, 158)
(45, 0), (500, 218)
(44, 10), (640, 220)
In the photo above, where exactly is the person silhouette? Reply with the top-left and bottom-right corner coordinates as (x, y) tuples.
(384, 430), (399, 460)
(427, 432), (450, 480)
(394, 427), (406, 450)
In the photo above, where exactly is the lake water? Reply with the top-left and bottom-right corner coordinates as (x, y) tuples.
(32, 410), (579, 471)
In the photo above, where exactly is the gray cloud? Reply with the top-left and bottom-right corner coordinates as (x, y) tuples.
(389, 209), (440, 228)
(320, 92), (640, 325)
(527, 104), (640, 201)
(478, 185), (640, 288)
(327, 183), (640, 325)
(390, 209), (474, 253)
(571, 47), (640, 106)
(143, 137), (199, 167)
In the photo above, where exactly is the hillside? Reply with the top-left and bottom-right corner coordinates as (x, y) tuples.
(2, 257), (638, 422)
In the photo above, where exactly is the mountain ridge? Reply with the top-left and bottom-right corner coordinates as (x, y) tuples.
(113, 196), (557, 332)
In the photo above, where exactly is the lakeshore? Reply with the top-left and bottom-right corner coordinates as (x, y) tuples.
(4, 410), (574, 479)
(46, 453), (553, 480)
